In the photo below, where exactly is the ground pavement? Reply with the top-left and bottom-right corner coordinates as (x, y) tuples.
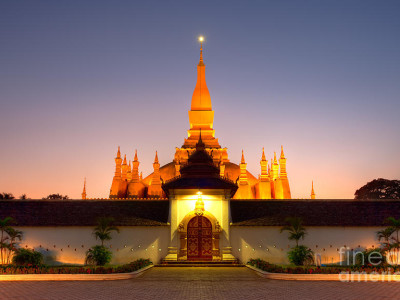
(1, 267), (400, 300)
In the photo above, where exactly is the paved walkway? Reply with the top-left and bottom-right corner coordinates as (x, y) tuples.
(1, 267), (400, 299)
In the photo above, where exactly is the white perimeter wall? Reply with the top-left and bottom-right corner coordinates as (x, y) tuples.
(16, 226), (170, 265)
(231, 226), (384, 265)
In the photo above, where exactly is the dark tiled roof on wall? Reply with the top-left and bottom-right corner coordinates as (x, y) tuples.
(0, 200), (169, 226)
(1, 199), (399, 227)
(230, 199), (400, 226)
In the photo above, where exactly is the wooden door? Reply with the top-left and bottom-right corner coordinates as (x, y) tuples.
(187, 216), (212, 261)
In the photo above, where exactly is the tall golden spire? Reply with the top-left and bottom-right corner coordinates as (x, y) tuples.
(81, 177), (87, 200)
(311, 181), (316, 199)
(149, 150), (162, 197)
(191, 36), (211, 110)
(279, 146), (287, 179)
(114, 146), (122, 178)
(239, 150), (248, 185)
(184, 36), (220, 149)
(132, 150), (140, 183)
(260, 148), (268, 181)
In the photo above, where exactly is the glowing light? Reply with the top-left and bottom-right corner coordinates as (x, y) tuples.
(198, 36), (204, 42)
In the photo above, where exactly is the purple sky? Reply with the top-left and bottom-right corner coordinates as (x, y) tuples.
(0, 0), (399, 199)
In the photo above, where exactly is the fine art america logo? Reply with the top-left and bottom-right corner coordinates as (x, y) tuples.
(337, 247), (400, 282)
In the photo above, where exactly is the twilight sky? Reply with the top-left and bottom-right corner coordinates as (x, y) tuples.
(0, 0), (399, 199)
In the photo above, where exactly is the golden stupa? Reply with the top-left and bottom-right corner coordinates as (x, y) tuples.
(108, 37), (291, 200)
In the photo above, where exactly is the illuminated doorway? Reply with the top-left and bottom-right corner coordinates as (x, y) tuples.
(187, 215), (213, 261)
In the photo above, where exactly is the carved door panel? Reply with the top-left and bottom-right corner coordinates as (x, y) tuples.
(187, 216), (212, 261)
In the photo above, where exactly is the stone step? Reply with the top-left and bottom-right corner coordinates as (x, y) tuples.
(158, 260), (243, 267)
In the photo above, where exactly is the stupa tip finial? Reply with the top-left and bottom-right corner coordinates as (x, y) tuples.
(241, 150), (246, 164)
(134, 149), (138, 161)
(281, 145), (285, 158)
(123, 154), (127, 165)
(198, 36), (204, 65)
(82, 177), (87, 199)
(154, 151), (159, 163)
(117, 146), (121, 158)
(311, 181), (316, 199)
(261, 147), (266, 161)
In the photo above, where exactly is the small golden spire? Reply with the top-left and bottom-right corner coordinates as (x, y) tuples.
(261, 147), (266, 161)
(134, 149), (138, 162)
(280, 145), (285, 158)
(241, 150), (246, 164)
(123, 154), (127, 165)
(117, 146), (121, 158)
(274, 152), (278, 164)
(311, 181), (316, 199)
(81, 178), (87, 200)
(154, 151), (159, 164)
(140, 172), (143, 181)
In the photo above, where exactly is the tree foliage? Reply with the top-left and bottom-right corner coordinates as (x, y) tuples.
(0, 217), (14, 264)
(93, 217), (120, 246)
(12, 248), (43, 266)
(287, 245), (314, 266)
(0, 193), (15, 200)
(85, 245), (112, 266)
(42, 193), (69, 200)
(376, 217), (400, 264)
(280, 217), (307, 247)
(355, 178), (400, 200)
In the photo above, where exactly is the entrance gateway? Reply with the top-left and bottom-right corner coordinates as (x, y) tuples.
(162, 134), (239, 263)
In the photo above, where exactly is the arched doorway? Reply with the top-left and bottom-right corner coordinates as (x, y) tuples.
(187, 215), (213, 261)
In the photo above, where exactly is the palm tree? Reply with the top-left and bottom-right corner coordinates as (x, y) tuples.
(5, 228), (23, 264)
(385, 217), (400, 242)
(377, 227), (395, 264)
(93, 217), (119, 246)
(377, 227), (394, 246)
(0, 217), (14, 264)
(280, 217), (307, 247)
(384, 217), (400, 264)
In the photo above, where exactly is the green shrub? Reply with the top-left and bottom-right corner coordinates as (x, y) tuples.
(354, 248), (386, 266)
(287, 245), (314, 266)
(12, 248), (43, 266)
(85, 245), (112, 266)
